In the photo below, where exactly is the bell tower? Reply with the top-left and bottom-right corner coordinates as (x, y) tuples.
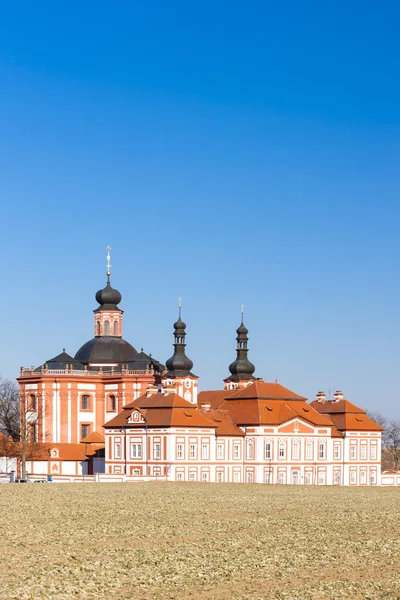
(224, 305), (256, 390)
(162, 299), (198, 404)
(94, 246), (123, 338)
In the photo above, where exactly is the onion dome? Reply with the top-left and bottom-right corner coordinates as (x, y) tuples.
(165, 314), (195, 377)
(225, 310), (256, 382)
(95, 278), (122, 311)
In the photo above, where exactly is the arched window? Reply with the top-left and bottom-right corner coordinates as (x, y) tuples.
(113, 321), (118, 335)
(109, 395), (116, 411)
(29, 394), (37, 410)
(104, 320), (110, 335)
(81, 395), (90, 410)
(96, 321), (101, 336)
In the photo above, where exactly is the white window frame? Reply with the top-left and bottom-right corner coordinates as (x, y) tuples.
(360, 445), (367, 460)
(306, 441), (313, 460)
(177, 444), (184, 459)
(217, 443), (224, 459)
(350, 471), (356, 484)
(247, 442), (254, 460)
(265, 441), (272, 460)
(233, 471), (240, 483)
(319, 442), (325, 460)
(370, 445), (377, 460)
(201, 444), (209, 460)
(189, 444), (196, 460)
(334, 444), (340, 459)
(305, 471), (312, 485)
(233, 444), (240, 460)
(278, 472), (285, 484)
(153, 443), (161, 459)
(131, 443), (142, 459)
(189, 472), (196, 482)
(292, 440), (300, 460)
(115, 443), (121, 459)
(350, 445), (357, 460)
(176, 472), (184, 482)
(279, 441), (286, 459)
(360, 470), (367, 484)
(202, 472), (209, 482)
(334, 470), (340, 485)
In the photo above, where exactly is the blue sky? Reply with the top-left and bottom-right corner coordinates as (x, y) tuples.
(1, 1), (400, 415)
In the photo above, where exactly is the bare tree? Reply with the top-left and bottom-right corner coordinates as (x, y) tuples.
(383, 419), (400, 471)
(366, 410), (400, 471)
(0, 378), (20, 440)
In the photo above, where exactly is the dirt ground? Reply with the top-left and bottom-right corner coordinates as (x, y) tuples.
(0, 483), (399, 599)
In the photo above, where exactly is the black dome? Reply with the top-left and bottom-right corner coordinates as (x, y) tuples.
(95, 281), (122, 310)
(165, 351), (194, 375)
(75, 337), (138, 364)
(228, 357), (256, 379)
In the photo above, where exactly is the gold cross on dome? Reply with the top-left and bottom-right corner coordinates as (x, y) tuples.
(106, 246), (112, 275)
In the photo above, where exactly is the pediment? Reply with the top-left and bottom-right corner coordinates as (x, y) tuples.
(127, 410), (145, 424)
(278, 419), (315, 434)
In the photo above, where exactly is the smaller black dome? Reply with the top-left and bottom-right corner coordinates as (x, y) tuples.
(228, 357), (256, 379)
(95, 281), (122, 310)
(173, 318), (187, 330)
(236, 322), (248, 335)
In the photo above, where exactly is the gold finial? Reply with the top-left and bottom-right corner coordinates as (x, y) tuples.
(106, 246), (112, 277)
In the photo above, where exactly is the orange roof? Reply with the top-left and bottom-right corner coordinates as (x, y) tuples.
(80, 431), (105, 444)
(310, 399), (383, 431)
(198, 389), (237, 410)
(227, 380), (307, 401)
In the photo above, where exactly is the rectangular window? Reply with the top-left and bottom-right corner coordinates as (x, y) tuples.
(30, 423), (37, 443)
(176, 472), (184, 482)
(81, 395), (90, 410)
(80, 424), (89, 440)
(189, 444), (196, 460)
(233, 444), (240, 460)
(233, 472), (240, 483)
(306, 442), (312, 460)
(350, 445), (357, 460)
(305, 472), (312, 485)
(153, 443), (161, 459)
(177, 444), (184, 459)
(265, 470), (272, 484)
(246, 472), (253, 483)
(360, 445), (367, 460)
(189, 472), (196, 482)
(278, 472), (285, 484)
(350, 471), (356, 484)
(319, 443), (325, 459)
(370, 471), (376, 484)
(133, 468), (140, 476)
(202, 472), (209, 482)
(265, 442), (271, 460)
(217, 443), (224, 459)
(370, 445), (377, 460)
(279, 443), (285, 459)
(292, 442), (300, 460)
(115, 443), (121, 459)
(247, 443), (254, 460)
(217, 471), (224, 483)
(201, 444), (209, 460)
(334, 471), (340, 485)
(360, 470), (367, 484)
(334, 445), (340, 459)
(131, 443), (142, 459)
(318, 472), (325, 485)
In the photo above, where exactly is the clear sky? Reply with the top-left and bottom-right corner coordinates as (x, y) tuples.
(1, 1), (400, 416)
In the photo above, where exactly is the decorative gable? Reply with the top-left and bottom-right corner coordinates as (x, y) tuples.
(278, 419), (316, 434)
(127, 410), (145, 424)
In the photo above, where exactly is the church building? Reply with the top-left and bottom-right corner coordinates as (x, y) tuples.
(17, 251), (383, 485)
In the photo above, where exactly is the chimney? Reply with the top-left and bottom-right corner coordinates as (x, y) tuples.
(201, 403), (211, 413)
(316, 391), (326, 403)
(334, 390), (344, 402)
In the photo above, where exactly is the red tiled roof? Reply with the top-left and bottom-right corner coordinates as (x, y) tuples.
(310, 399), (383, 431)
(80, 431), (105, 444)
(227, 380), (307, 401)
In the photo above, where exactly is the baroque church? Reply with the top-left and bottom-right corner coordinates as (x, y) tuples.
(18, 252), (383, 486)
